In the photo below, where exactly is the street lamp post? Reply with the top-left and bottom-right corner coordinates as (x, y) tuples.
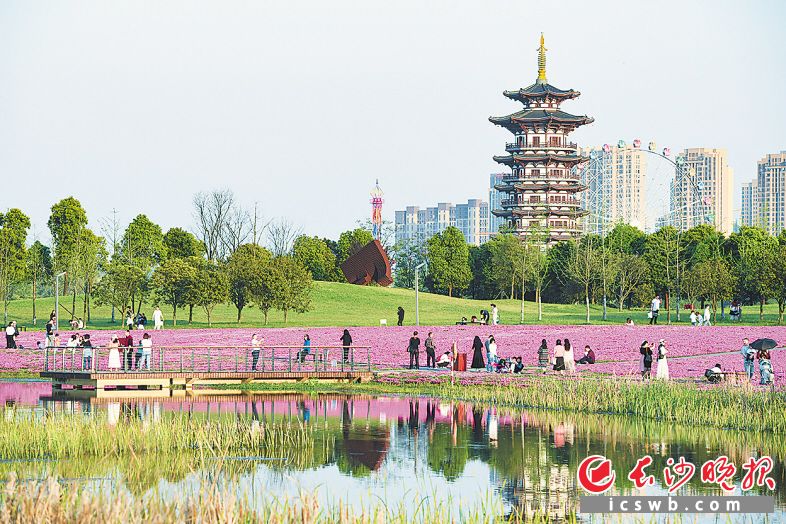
(415, 262), (427, 327)
(55, 272), (66, 331)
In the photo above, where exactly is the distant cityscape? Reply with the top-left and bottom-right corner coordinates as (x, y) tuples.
(394, 36), (783, 246)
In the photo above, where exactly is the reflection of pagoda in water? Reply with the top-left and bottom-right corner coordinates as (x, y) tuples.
(490, 34), (593, 244)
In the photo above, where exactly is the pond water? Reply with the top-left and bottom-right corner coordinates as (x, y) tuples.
(1, 379), (784, 522)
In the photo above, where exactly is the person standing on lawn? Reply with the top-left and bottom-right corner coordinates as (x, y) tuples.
(655, 339), (669, 380)
(407, 331), (421, 370)
(538, 339), (549, 370)
(491, 304), (499, 325)
(5, 321), (18, 349)
(153, 306), (164, 330)
(649, 295), (661, 325)
(552, 339), (565, 374)
(340, 329), (352, 363)
(424, 332), (436, 368)
(564, 339), (576, 374)
(397, 307), (405, 326)
(470, 336), (485, 370)
(741, 338), (755, 380)
(640, 340), (653, 380)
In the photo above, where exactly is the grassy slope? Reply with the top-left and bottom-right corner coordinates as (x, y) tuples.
(5, 281), (784, 329)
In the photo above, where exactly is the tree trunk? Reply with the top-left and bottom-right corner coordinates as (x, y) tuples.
(71, 288), (77, 320)
(602, 294), (607, 321)
(536, 288), (542, 322)
(32, 273), (37, 325)
(206, 308), (211, 327)
(584, 284), (590, 324)
(173, 305), (177, 327)
(284, 309), (288, 324)
(86, 284), (91, 323)
(188, 305), (193, 324)
(237, 306), (242, 323)
(779, 300), (785, 324)
(520, 278), (525, 324)
(760, 298), (765, 321)
(263, 310), (268, 325)
(448, 285), (452, 298)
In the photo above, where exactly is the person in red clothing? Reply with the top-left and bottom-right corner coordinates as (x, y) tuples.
(576, 345), (596, 365)
(120, 329), (134, 370)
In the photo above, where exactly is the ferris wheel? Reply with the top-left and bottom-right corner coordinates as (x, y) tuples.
(578, 139), (713, 236)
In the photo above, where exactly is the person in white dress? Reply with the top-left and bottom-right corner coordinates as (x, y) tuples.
(107, 335), (121, 370)
(656, 339), (669, 380)
(491, 304), (499, 326)
(564, 339), (576, 373)
(153, 307), (164, 330)
(703, 306), (712, 326)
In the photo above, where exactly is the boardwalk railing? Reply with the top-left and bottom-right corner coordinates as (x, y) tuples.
(43, 345), (373, 374)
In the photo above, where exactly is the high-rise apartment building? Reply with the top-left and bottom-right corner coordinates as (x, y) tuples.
(580, 145), (647, 233)
(740, 180), (760, 228)
(488, 173), (505, 235)
(675, 148), (733, 235)
(740, 152), (786, 235)
(394, 199), (490, 246)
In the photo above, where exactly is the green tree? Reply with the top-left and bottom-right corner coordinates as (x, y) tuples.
(772, 244), (786, 324)
(293, 235), (339, 281)
(486, 234), (525, 299)
(47, 197), (88, 294)
(151, 258), (198, 326)
(270, 256), (313, 324)
(644, 226), (681, 323)
(74, 229), (107, 322)
(336, 228), (374, 266)
(682, 224), (724, 268)
(226, 244), (272, 322)
(726, 226), (777, 320)
(559, 236), (598, 323)
(468, 244), (495, 299)
(163, 227), (204, 259)
(0, 209), (31, 322)
(26, 240), (52, 325)
(606, 223), (647, 255)
(612, 253), (649, 310)
(426, 227), (471, 297)
(393, 238), (428, 290)
(119, 214), (166, 269)
(94, 262), (146, 323)
(521, 228), (551, 322)
(191, 263), (229, 326)
(693, 258), (736, 323)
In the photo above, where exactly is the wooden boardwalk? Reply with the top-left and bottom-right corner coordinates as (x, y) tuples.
(40, 370), (374, 392)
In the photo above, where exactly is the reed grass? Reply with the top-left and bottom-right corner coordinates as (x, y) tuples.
(0, 412), (314, 461)
(0, 473), (579, 524)
(241, 377), (786, 433)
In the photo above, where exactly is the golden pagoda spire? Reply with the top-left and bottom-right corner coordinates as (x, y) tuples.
(537, 33), (547, 84)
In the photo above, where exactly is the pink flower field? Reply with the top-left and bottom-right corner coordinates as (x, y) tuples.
(3, 324), (785, 382)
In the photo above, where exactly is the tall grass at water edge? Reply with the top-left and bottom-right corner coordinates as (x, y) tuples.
(243, 377), (786, 433)
(0, 412), (314, 461)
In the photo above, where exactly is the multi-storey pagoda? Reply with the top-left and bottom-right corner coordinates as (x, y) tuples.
(490, 35), (593, 243)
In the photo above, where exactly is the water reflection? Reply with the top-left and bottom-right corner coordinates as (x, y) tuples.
(0, 380), (784, 522)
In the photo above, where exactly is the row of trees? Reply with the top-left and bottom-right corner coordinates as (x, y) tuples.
(391, 223), (786, 324)
(0, 190), (390, 326)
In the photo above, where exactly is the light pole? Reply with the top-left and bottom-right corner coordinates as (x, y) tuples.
(414, 262), (427, 326)
(55, 272), (66, 330)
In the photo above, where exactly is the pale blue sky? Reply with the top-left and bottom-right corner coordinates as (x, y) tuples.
(1, 0), (784, 241)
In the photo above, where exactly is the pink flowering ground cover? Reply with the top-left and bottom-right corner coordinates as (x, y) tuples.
(2, 324), (785, 381)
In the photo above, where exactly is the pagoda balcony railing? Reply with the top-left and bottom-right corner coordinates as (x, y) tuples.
(505, 142), (578, 151)
(501, 198), (579, 207)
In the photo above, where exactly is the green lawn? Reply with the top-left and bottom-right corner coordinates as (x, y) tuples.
(3, 281), (784, 330)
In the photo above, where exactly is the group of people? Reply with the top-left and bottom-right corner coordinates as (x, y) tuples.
(536, 339), (596, 375)
(689, 306), (713, 327)
(639, 339), (669, 380)
(124, 307), (165, 330)
(740, 338), (774, 385)
(407, 331), (452, 369)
